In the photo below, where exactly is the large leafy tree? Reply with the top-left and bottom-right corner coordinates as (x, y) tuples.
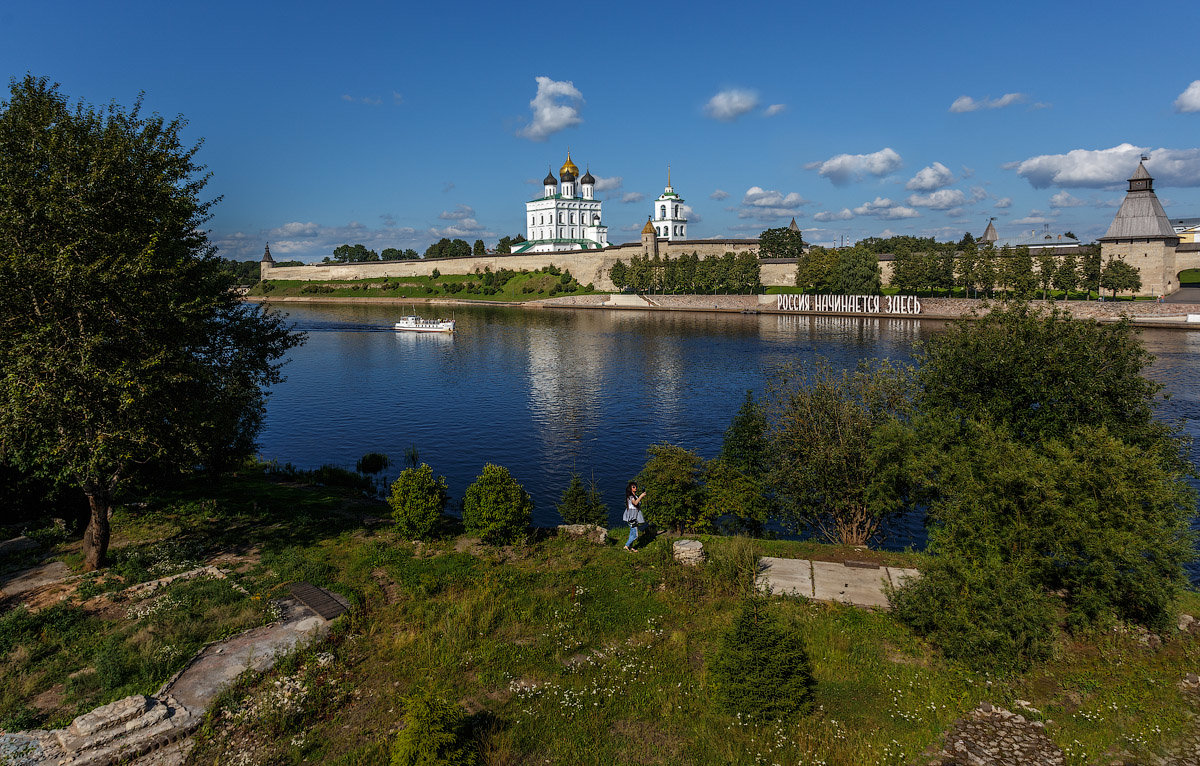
(0, 76), (300, 570)
(1100, 257), (1143, 299)
(830, 244), (882, 295)
(757, 226), (804, 260)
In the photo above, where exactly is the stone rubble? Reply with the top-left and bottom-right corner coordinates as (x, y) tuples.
(928, 703), (1065, 766)
(556, 523), (608, 545)
(672, 539), (705, 566)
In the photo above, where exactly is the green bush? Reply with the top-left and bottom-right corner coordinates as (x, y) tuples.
(462, 464), (532, 545)
(889, 552), (1057, 674)
(388, 464), (449, 540)
(556, 473), (607, 527)
(390, 690), (477, 765)
(708, 599), (816, 721)
(635, 443), (705, 534)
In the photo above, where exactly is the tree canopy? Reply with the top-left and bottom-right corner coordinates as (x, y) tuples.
(0, 75), (301, 569)
(757, 226), (804, 260)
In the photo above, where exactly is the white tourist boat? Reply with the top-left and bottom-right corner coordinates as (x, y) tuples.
(393, 315), (455, 333)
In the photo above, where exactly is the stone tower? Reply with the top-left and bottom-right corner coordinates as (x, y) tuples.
(641, 217), (659, 257)
(259, 242), (275, 280)
(1098, 159), (1180, 295)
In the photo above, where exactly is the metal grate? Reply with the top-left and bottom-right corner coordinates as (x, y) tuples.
(288, 582), (350, 620)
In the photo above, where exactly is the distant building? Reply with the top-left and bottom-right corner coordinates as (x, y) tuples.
(515, 151), (609, 253)
(1170, 217), (1200, 244)
(992, 224), (1082, 250)
(651, 168), (687, 241)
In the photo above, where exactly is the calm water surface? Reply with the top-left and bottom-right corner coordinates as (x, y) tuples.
(257, 303), (1200, 555)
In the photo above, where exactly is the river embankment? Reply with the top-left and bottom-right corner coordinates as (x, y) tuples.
(246, 293), (1200, 328)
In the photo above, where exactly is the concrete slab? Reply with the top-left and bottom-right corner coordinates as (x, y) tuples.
(0, 535), (40, 558)
(757, 556), (812, 598)
(886, 566), (921, 590)
(811, 560), (891, 608)
(0, 561), (71, 597)
(161, 599), (330, 714)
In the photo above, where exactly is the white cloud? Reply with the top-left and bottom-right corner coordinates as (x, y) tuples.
(438, 205), (475, 220)
(906, 189), (967, 209)
(737, 186), (810, 219)
(994, 197), (1013, 209)
(1049, 191), (1086, 208)
(905, 162), (955, 191)
(1013, 211), (1056, 225)
(1174, 81), (1200, 113)
(763, 103), (786, 117)
(1008, 143), (1200, 188)
(852, 197), (921, 219)
(681, 204), (700, 224)
(519, 76), (584, 141)
(620, 192), (645, 204)
(814, 208), (855, 222)
(430, 219), (488, 238)
(341, 94), (382, 106)
(949, 93), (1028, 113)
(805, 148), (902, 186)
(274, 221), (322, 238)
(969, 186), (988, 202)
(710, 189), (730, 201)
(593, 175), (623, 193)
(704, 88), (759, 121)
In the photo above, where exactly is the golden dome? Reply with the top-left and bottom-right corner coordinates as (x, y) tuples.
(560, 151), (579, 178)
(642, 217), (656, 235)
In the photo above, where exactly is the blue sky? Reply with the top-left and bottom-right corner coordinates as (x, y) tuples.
(4, 0), (1200, 261)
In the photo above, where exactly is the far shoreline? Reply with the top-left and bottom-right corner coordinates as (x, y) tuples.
(243, 293), (1200, 330)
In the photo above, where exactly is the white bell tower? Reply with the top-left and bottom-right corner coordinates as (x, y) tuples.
(652, 166), (687, 241)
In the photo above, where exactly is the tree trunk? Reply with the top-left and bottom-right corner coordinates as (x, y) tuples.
(82, 485), (111, 571)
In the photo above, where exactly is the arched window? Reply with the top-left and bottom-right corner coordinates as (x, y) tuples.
(660, 205), (666, 218)
(674, 205), (679, 218)
(569, 213), (575, 224)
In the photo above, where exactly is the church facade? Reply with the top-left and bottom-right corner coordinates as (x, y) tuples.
(513, 152), (609, 253)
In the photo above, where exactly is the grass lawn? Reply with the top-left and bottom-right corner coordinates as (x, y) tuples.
(3, 472), (1196, 765)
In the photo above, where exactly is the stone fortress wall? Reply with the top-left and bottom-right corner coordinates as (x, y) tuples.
(261, 238), (770, 291)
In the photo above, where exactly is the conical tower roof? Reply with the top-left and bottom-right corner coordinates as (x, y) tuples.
(261, 243), (275, 263)
(982, 219), (998, 242)
(788, 217), (800, 232)
(642, 217), (656, 235)
(1100, 160), (1178, 241)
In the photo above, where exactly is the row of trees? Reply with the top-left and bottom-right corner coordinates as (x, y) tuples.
(321, 234), (531, 264)
(889, 239), (1143, 299)
(634, 305), (1193, 670)
(793, 244), (884, 294)
(609, 252), (763, 294)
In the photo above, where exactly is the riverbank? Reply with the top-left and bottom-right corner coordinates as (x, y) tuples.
(3, 470), (1197, 764)
(247, 293), (1200, 328)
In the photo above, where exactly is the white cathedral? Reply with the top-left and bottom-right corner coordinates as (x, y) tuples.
(513, 153), (688, 253)
(513, 152), (609, 253)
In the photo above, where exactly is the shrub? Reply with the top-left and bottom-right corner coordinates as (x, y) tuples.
(708, 599), (816, 721)
(389, 464), (448, 540)
(889, 552), (1056, 674)
(635, 443), (704, 534)
(356, 452), (390, 475)
(556, 473), (607, 527)
(431, 268), (440, 278)
(391, 690), (477, 766)
(462, 464), (532, 545)
(700, 458), (769, 535)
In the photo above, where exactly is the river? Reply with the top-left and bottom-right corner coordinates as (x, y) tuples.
(256, 302), (1200, 556)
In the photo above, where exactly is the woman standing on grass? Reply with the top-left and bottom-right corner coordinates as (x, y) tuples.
(623, 481), (646, 552)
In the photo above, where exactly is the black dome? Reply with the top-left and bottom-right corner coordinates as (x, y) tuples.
(543, 168), (557, 186)
(580, 169), (595, 185)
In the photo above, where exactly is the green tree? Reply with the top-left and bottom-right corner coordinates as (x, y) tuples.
(390, 690), (477, 766)
(462, 464), (532, 545)
(0, 75), (300, 570)
(472, 239), (485, 256)
(976, 244), (997, 297)
(381, 247), (418, 261)
(956, 238), (978, 297)
(1036, 250), (1057, 300)
(1081, 246), (1102, 296)
(766, 358), (917, 545)
(608, 259), (628, 289)
(388, 464), (449, 540)
(794, 246), (837, 292)
(635, 443), (705, 534)
(720, 391), (768, 478)
(1100, 257), (1143, 299)
(700, 458), (770, 534)
(1053, 251), (1079, 299)
(330, 243), (379, 262)
(757, 226), (805, 260)
(557, 473), (607, 527)
(916, 304), (1170, 448)
(708, 599), (816, 721)
(830, 244), (882, 295)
